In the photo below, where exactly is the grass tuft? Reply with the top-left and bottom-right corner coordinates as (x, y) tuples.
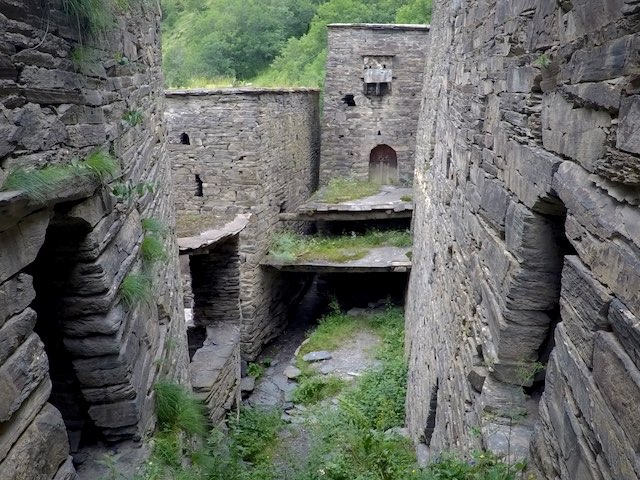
(154, 381), (207, 436)
(119, 272), (152, 308)
(1, 151), (117, 203)
(313, 177), (381, 204)
(141, 234), (167, 264)
(141, 218), (168, 236)
(61, 0), (116, 37)
(82, 150), (118, 181)
(269, 229), (412, 264)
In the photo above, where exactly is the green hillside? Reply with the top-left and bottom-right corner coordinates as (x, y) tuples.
(161, 0), (432, 88)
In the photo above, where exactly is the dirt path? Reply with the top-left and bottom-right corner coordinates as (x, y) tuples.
(243, 316), (383, 474)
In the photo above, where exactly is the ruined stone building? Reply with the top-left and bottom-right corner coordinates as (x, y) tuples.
(0, 1), (187, 478)
(406, 1), (640, 479)
(1, 0), (640, 479)
(321, 24), (429, 186)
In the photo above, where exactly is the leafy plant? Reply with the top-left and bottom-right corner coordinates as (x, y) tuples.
(228, 408), (284, 465)
(112, 180), (154, 201)
(534, 53), (551, 69)
(119, 272), (152, 308)
(123, 109), (143, 126)
(247, 362), (266, 379)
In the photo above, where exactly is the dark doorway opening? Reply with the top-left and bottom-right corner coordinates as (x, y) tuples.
(28, 216), (102, 455)
(369, 144), (398, 184)
(180, 132), (190, 145)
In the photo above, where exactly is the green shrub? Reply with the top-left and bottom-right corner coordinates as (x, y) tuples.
(119, 272), (152, 308)
(247, 362), (265, 379)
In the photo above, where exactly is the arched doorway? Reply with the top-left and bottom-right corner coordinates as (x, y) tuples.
(369, 144), (397, 184)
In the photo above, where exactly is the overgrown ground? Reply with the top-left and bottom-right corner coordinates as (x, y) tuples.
(311, 178), (382, 204)
(117, 307), (526, 480)
(269, 230), (412, 263)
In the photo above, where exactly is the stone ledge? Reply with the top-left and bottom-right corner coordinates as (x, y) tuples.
(328, 23), (430, 31)
(178, 214), (249, 254)
(165, 88), (320, 97)
(262, 246), (412, 273)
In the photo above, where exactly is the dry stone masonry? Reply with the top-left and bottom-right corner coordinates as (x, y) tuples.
(165, 88), (320, 359)
(0, 1), (187, 478)
(406, 1), (640, 478)
(321, 24), (430, 186)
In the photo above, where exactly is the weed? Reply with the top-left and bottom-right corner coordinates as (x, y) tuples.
(119, 272), (152, 308)
(269, 229), (412, 264)
(313, 177), (380, 203)
(534, 53), (551, 69)
(123, 109), (143, 126)
(141, 234), (167, 264)
(228, 408), (284, 465)
(112, 180), (154, 201)
(401, 195), (413, 202)
(247, 362), (265, 379)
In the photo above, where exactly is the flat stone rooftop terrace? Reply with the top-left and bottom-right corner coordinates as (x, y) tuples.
(262, 246), (412, 273)
(281, 186), (413, 221)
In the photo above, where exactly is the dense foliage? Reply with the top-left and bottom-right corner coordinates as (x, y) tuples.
(161, 0), (432, 88)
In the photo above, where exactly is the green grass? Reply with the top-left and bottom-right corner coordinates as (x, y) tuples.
(154, 382), (207, 436)
(82, 150), (118, 181)
(401, 195), (413, 202)
(292, 375), (347, 405)
(119, 272), (152, 308)
(141, 218), (168, 236)
(269, 229), (412, 264)
(313, 177), (381, 203)
(141, 235), (167, 264)
(1, 151), (118, 203)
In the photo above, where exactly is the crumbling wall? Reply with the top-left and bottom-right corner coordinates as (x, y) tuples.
(0, 1), (187, 477)
(165, 89), (320, 358)
(407, 1), (640, 478)
(321, 24), (430, 186)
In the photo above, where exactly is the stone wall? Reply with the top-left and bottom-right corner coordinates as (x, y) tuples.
(165, 89), (320, 358)
(0, 1), (187, 478)
(406, 1), (640, 478)
(321, 24), (430, 186)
